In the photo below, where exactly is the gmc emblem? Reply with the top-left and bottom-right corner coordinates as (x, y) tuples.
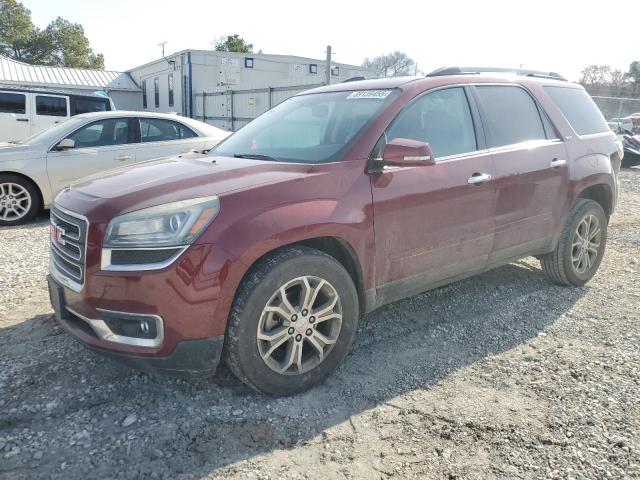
(50, 224), (66, 246)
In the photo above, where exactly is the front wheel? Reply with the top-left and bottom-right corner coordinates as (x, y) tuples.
(540, 198), (607, 286)
(224, 246), (359, 395)
(0, 174), (40, 226)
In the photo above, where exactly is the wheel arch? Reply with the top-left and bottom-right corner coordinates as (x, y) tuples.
(234, 236), (367, 316)
(576, 183), (613, 220)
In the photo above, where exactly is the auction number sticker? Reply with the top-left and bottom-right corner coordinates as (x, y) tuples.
(346, 90), (393, 99)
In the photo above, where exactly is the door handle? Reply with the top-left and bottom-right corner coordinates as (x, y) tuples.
(467, 173), (492, 185)
(114, 155), (133, 161)
(550, 158), (567, 168)
(16, 118), (29, 122)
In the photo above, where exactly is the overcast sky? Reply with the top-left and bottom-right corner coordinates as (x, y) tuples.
(22, 0), (638, 82)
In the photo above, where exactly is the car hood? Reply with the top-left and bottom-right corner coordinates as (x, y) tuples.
(55, 154), (314, 220)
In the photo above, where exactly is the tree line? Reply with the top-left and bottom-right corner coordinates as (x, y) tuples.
(579, 63), (640, 98)
(0, 0), (104, 69)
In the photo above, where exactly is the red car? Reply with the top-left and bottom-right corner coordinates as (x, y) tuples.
(48, 67), (621, 395)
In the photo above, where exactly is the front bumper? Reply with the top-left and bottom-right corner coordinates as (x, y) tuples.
(48, 274), (224, 377)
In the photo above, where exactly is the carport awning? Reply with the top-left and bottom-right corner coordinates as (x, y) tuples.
(0, 55), (140, 92)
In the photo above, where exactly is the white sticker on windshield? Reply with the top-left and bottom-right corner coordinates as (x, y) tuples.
(346, 90), (392, 100)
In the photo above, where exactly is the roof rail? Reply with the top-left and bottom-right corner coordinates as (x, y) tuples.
(426, 66), (567, 81)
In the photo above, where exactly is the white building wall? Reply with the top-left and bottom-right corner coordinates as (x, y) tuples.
(127, 50), (373, 121)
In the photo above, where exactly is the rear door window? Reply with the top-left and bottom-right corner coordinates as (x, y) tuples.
(544, 86), (609, 135)
(0, 92), (26, 114)
(386, 87), (477, 158)
(139, 118), (197, 142)
(475, 86), (546, 147)
(36, 95), (68, 117)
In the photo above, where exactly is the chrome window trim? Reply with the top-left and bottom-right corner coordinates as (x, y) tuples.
(47, 116), (140, 153)
(100, 246), (188, 272)
(67, 307), (164, 348)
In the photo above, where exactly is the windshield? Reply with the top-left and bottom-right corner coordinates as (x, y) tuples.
(212, 89), (399, 163)
(13, 117), (84, 145)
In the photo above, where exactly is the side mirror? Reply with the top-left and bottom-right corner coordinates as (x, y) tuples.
(383, 138), (435, 166)
(55, 138), (75, 151)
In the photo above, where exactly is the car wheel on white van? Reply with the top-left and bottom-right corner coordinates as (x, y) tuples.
(0, 174), (40, 226)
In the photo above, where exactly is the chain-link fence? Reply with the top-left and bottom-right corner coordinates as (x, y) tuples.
(591, 95), (640, 133)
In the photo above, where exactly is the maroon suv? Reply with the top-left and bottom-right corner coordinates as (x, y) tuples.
(48, 68), (622, 395)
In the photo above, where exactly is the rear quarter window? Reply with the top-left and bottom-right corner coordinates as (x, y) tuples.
(544, 86), (609, 136)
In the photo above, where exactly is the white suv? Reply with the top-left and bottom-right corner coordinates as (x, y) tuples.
(0, 111), (229, 225)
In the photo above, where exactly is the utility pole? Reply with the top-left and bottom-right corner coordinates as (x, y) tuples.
(325, 45), (332, 85)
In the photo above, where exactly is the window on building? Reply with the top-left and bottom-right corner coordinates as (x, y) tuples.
(544, 86), (609, 136)
(387, 87), (477, 158)
(309, 64), (318, 74)
(142, 80), (147, 109)
(244, 57), (254, 68)
(154, 78), (160, 108)
(35, 96), (67, 117)
(475, 86), (546, 147)
(168, 74), (174, 108)
(0, 92), (26, 114)
(66, 119), (132, 148)
(331, 66), (339, 76)
(139, 118), (197, 142)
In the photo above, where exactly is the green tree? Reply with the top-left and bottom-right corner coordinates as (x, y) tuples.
(42, 17), (104, 69)
(0, 0), (104, 69)
(214, 34), (253, 53)
(0, 0), (38, 60)
(625, 61), (640, 96)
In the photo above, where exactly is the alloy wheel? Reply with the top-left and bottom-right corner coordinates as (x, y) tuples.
(0, 183), (32, 222)
(256, 275), (343, 375)
(571, 214), (601, 275)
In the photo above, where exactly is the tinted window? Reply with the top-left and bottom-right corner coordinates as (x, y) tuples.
(168, 74), (174, 108)
(67, 119), (131, 148)
(475, 86), (545, 147)
(72, 97), (108, 115)
(544, 86), (609, 135)
(387, 87), (477, 158)
(154, 78), (159, 108)
(140, 118), (197, 142)
(36, 96), (67, 117)
(0, 92), (26, 114)
(213, 89), (400, 164)
(142, 80), (147, 109)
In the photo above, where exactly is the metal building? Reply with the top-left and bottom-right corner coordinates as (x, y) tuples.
(0, 55), (142, 110)
(127, 49), (373, 130)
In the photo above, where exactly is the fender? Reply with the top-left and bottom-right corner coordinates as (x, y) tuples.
(201, 195), (375, 335)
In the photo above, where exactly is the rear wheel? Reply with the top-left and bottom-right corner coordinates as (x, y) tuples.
(540, 199), (607, 286)
(224, 246), (359, 395)
(0, 174), (40, 226)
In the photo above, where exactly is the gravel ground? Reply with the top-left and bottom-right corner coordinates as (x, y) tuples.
(0, 169), (639, 480)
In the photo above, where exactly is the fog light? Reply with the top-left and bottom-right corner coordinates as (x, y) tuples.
(99, 311), (159, 340)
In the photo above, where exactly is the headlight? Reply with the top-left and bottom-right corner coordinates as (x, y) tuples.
(104, 196), (220, 248)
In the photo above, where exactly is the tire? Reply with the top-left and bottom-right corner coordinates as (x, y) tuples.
(224, 246), (359, 395)
(0, 174), (40, 226)
(540, 199), (607, 286)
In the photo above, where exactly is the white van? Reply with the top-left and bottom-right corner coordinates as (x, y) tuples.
(0, 87), (114, 143)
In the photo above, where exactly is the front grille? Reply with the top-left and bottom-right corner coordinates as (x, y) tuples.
(50, 207), (88, 288)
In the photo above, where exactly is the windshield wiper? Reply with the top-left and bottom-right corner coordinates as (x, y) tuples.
(233, 153), (280, 162)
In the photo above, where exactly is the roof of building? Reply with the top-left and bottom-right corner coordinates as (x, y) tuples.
(0, 55), (140, 92)
(128, 49), (373, 72)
